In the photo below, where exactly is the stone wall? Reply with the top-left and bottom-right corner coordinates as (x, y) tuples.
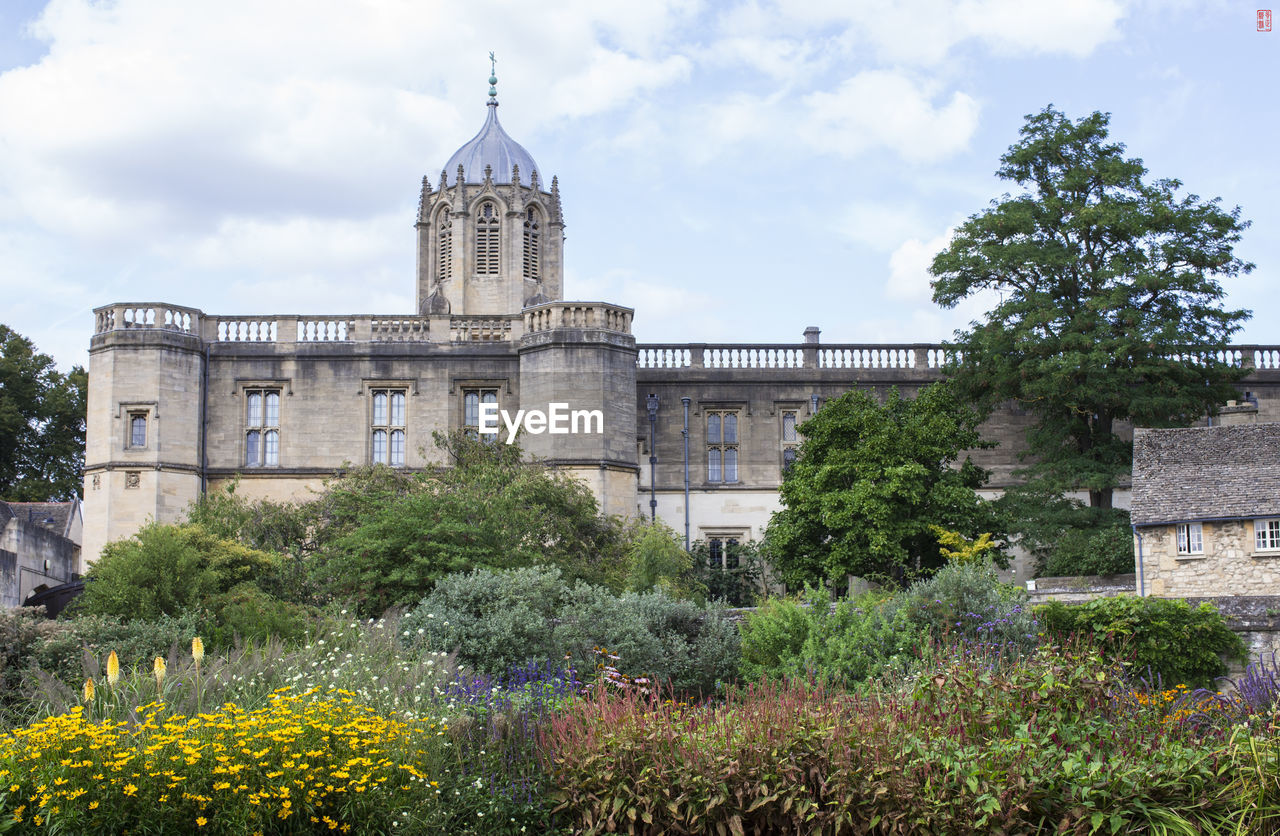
(0, 517), (78, 608)
(1025, 573), (1137, 605)
(1136, 520), (1280, 598)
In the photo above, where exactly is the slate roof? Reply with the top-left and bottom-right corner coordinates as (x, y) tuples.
(1131, 424), (1280, 526)
(0, 501), (75, 536)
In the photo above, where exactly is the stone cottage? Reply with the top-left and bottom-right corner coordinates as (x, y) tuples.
(1132, 423), (1280, 597)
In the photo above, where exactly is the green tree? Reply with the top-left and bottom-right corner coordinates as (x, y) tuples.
(623, 521), (705, 601)
(930, 107), (1252, 512)
(762, 381), (1004, 588)
(312, 431), (629, 615)
(0, 324), (87, 500)
(74, 523), (309, 643)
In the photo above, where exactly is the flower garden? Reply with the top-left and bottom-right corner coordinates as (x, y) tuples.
(4, 559), (1280, 835)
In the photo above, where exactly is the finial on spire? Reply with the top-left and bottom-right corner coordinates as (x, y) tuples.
(488, 52), (498, 103)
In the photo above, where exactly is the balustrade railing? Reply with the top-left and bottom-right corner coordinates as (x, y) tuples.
(449, 317), (513, 342)
(93, 304), (201, 336)
(87, 306), (1280, 374)
(523, 302), (633, 335)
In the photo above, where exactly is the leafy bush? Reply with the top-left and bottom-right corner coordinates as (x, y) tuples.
(622, 522), (704, 601)
(1042, 521), (1134, 577)
(403, 566), (739, 696)
(739, 587), (925, 686)
(544, 643), (1234, 835)
(76, 523), (287, 621)
(313, 434), (631, 615)
(1037, 595), (1246, 687)
(898, 560), (1038, 649)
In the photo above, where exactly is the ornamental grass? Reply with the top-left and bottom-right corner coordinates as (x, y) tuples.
(0, 687), (444, 834)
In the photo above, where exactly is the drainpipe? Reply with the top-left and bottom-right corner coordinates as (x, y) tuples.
(681, 397), (691, 551)
(646, 394), (659, 522)
(199, 342), (210, 496)
(1134, 526), (1145, 596)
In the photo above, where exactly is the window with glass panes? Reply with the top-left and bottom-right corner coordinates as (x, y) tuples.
(1257, 518), (1280, 551)
(781, 410), (798, 474)
(1176, 522), (1204, 555)
(463, 389), (498, 436)
(128, 413), (147, 449)
(708, 536), (741, 570)
(371, 389), (407, 467)
(244, 389), (280, 467)
(706, 410), (739, 483)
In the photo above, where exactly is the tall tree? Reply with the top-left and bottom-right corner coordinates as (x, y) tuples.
(763, 382), (1005, 588)
(0, 324), (87, 501)
(930, 107), (1252, 509)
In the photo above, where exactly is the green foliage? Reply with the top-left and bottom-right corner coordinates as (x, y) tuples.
(1037, 594), (1246, 687)
(184, 479), (312, 557)
(0, 324), (86, 501)
(688, 538), (766, 606)
(623, 521), (704, 600)
(313, 433), (629, 614)
(929, 526), (998, 565)
(403, 565), (739, 696)
(931, 106), (1252, 510)
(78, 523), (280, 621)
(899, 561), (1039, 649)
(545, 644), (1232, 835)
(998, 484), (1135, 577)
(739, 587), (925, 686)
(763, 381), (1005, 587)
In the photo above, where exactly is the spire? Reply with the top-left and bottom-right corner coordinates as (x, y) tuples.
(488, 52), (498, 105)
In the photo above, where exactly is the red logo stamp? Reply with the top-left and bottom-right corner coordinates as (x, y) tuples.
(1261, 9), (1273, 31)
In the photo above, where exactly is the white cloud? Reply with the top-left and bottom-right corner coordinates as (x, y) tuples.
(881, 225), (1003, 338)
(803, 71), (980, 162)
(837, 202), (930, 251)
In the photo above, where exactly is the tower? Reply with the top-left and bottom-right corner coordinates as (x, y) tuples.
(415, 64), (565, 316)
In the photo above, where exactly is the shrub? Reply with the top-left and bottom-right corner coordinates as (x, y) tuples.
(898, 560), (1039, 649)
(544, 644), (1233, 835)
(403, 566), (739, 696)
(739, 586), (925, 686)
(1036, 595), (1246, 687)
(622, 521), (704, 601)
(75, 523), (285, 623)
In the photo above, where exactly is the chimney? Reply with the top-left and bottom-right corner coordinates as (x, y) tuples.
(803, 326), (821, 345)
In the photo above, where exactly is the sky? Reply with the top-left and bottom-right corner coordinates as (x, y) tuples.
(0, 0), (1275, 371)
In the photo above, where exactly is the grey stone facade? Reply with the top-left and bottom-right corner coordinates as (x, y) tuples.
(82, 90), (1280, 575)
(0, 501), (81, 608)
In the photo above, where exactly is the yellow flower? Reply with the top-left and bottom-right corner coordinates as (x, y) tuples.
(192, 637), (205, 665)
(106, 651), (120, 687)
(83, 678), (96, 702)
(196, 816), (208, 827)
(153, 656), (166, 685)
(123, 783), (138, 796)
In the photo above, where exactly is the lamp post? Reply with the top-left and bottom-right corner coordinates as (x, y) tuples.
(646, 394), (659, 522)
(681, 396), (691, 551)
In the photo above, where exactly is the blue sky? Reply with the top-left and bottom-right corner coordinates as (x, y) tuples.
(0, 0), (1275, 370)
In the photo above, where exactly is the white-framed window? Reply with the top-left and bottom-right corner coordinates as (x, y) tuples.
(127, 412), (148, 449)
(522, 206), (540, 280)
(463, 388), (498, 437)
(1256, 518), (1280, 552)
(475, 201), (500, 275)
(1176, 522), (1204, 555)
(781, 410), (798, 475)
(706, 410), (739, 483)
(708, 536), (741, 570)
(371, 389), (407, 467)
(245, 389), (280, 467)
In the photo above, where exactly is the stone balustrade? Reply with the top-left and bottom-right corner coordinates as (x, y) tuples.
(87, 306), (1280, 369)
(523, 301), (633, 335)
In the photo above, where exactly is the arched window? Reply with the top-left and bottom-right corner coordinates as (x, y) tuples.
(475, 201), (500, 275)
(522, 206), (540, 280)
(436, 211), (452, 282)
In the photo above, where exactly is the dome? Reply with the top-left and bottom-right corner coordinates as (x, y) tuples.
(444, 100), (542, 188)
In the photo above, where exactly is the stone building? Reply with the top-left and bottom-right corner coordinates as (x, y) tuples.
(1132, 423), (1280, 598)
(0, 500), (81, 608)
(82, 78), (1280, 572)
